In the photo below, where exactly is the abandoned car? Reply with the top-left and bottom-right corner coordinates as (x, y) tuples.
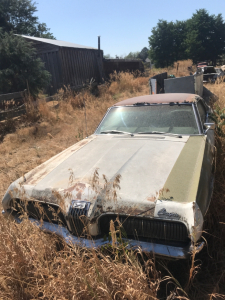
(2, 93), (216, 259)
(196, 65), (224, 82)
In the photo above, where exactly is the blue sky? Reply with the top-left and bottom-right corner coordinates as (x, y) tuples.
(35, 0), (225, 57)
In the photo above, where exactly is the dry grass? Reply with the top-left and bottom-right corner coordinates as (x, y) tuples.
(0, 216), (159, 299)
(1, 66), (225, 299)
(149, 59), (194, 78)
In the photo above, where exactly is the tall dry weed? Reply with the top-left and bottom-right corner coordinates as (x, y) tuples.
(1, 66), (225, 299)
(150, 59), (194, 78)
(108, 71), (149, 95)
(0, 214), (159, 299)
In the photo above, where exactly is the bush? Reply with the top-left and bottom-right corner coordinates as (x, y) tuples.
(0, 31), (51, 97)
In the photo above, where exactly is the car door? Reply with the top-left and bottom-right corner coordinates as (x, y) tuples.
(195, 100), (215, 215)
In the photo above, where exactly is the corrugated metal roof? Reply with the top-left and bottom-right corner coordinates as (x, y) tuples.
(19, 35), (97, 50)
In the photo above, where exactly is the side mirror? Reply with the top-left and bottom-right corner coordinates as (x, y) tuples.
(204, 122), (215, 134)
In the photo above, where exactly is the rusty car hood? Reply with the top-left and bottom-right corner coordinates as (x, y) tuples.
(2, 134), (208, 241)
(3, 134), (206, 218)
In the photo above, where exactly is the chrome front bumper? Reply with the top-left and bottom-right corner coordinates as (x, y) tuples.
(2, 210), (205, 259)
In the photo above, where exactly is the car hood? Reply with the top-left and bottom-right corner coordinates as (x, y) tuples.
(3, 134), (206, 241)
(3, 133), (205, 207)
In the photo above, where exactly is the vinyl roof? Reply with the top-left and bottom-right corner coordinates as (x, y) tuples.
(114, 93), (199, 106)
(19, 35), (97, 50)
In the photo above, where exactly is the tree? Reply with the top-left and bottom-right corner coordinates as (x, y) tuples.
(124, 51), (140, 59)
(149, 20), (175, 68)
(0, 0), (55, 38)
(173, 21), (187, 62)
(0, 31), (51, 96)
(104, 53), (112, 59)
(148, 10), (225, 67)
(185, 9), (225, 64)
(138, 47), (149, 61)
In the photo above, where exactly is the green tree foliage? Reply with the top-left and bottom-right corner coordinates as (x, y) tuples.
(173, 21), (187, 62)
(104, 53), (112, 59)
(185, 9), (225, 64)
(124, 51), (140, 59)
(138, 47), (149, 61)
(0, 31), (51, 96)
(148, 9), (225, 67)
(0, 0), (54, 95)
(0, 0), (55, 38)
(149, 20), (176, 68)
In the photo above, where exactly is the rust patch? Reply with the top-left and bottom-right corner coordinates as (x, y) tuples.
(79, 140), (89, 146)
(71, 140), (89, 151)
(114, 93), (197, 106)
(114, 205), (155, 217)
(147, 196), (156, 202)
(106, 206), (113, 211)
(90, 204), (155, 222)
(28, 170), (49, 185)
(115, 206), (147, 215)
(76, 191), (82, 199)
(25, 164), (48, 184)
(64, 182), (86, 193)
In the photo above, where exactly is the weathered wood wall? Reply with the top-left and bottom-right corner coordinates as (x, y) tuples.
(38, 49), (62, 95)
(59, 48), (103, 89)
(30, 40), (104, 95)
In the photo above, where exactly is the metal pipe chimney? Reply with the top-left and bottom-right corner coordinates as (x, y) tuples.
(98, 36), (100, 57)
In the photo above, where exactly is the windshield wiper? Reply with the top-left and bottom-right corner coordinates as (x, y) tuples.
(137, 131), (182, 138)
(100, 130), (133, 135)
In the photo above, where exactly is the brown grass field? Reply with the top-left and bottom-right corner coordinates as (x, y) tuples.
(0, 62), (225, 299)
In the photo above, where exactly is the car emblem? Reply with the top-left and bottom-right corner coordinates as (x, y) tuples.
(71, 201), (86, 209)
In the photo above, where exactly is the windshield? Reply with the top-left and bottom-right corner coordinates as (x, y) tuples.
(95, 104), (199, 135)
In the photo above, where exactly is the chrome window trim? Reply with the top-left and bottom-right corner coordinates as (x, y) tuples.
(192, 103), (202, 134)
(94, 107), (111, 134)
(195, 100), (208, 131)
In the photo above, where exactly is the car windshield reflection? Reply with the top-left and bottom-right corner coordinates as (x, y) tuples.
(95, 104), (199, 135)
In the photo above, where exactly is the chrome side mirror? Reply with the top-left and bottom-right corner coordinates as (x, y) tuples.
(204, 122), (215, 134)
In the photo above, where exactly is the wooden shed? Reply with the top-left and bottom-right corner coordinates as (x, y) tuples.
(20, 35), (104, 95)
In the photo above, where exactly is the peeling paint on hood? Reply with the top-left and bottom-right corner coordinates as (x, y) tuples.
(3, 135), (189, 216)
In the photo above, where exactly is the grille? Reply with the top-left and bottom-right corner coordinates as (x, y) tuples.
(11, 199), (67, 226)
(67, 201), (90, 236)
(99, 215), (188, 243)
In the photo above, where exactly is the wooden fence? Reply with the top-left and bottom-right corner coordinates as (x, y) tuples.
(0, 90), (26, 109)
(0, 91), (27, 122)
(0, 90), (59, 122)
(0, 84), (91, 122)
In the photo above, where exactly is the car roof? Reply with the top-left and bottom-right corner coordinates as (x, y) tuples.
(114, 93), (199, 106)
